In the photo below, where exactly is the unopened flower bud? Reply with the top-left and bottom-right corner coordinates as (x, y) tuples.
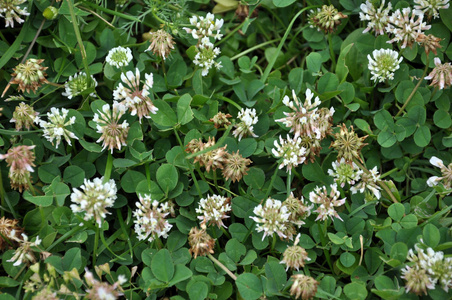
(42, 6), (58, 20)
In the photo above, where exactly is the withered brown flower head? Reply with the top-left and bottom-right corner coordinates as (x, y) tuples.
(281, 234), (310, 271)
(210, 112), (232, 129)
(10, 58), (48, 94)
(283, 193), (313, 222)
(330, 124), (368, 164)
(222, 150), (251, 182)
(11, 102), (39, 131)
(0, 217), (23, 250)
(290, 274), (319, 300)
(235, 4), (258, 21)
(191, 137), (228, 172)
(416, 34), (442, 55)
(0, 145), (36, 192)
(188, 227), (215, 259)
(308, 5), (347, 34)
(145, 29), (176, 60)
(425, 58), (452, 90)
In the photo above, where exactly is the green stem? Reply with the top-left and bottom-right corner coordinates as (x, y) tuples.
(220, 226), (231, 239)
(264, 165), (280, 200)
(80, 1), (141, 22)
(318, 223), (333, 270)
(215, 96), (242, 110)
(208, 254), (237, 281)
(216, 21), (246, 47)
(261, 5), (318, 83)
(395, 53), (429, 117)
(93, 226), (99, 266)
(103, 152), (113, 182)
(213, 171), (219, 194)
(328, 33), (336, 70)
(271, 234), (277, 252)
(117, 209), (133, 260)
(287, 172), (291, 197)
(230, 39), (279, 61)
(380, 167), (398, 179)
(46, 225), (83, 251)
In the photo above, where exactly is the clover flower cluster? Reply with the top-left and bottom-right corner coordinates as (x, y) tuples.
(425, 58), (452, 90)
(133, 194), (172, 243)
(283, 193), (313, 223)
(308, 4), (347, 33)
(188, 226), (215, 259)
(328, 158), (363, 188)
(280, 234), (311, 271)
(84, 269), (126, 300)
(368, 48), (403, 83)
(113, 68), (158, 122)
(7, 231), (41, 266)
(426, 156), (452, 194)
(0, 217), (23, 250)
(309, 184), (346, 222)
(0, 0), (29, 28)
(233, 108), (258, 141)
(290, 274), (319, 300)
(93, 101), (130, 153)
(36, 107), (78, 149)
(359, 0), (392, 36)
(276, 89), (334, 164)
(401, 244), (452, 295)
(0, 145), (36, 192)
(250, 198), (300, 241)
(350, 166), (382, 200)
(196, 194), (231, 228)
(10, 58), (48, 94)
(70, 177), (117, 227)
(11, 102), (38, 131)
(414, 0), (449, 19)
(105, 46), (133, 68)
(145, 29), (176, 60)
(62, 72), (98, 99)
(184, 13), (223, 76)
(330, 124), (368, 164)
(272, 135), (307, 174)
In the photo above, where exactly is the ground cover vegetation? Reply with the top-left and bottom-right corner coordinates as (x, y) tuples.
(0, 0), (451, 299)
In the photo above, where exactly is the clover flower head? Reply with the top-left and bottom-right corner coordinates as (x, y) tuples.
(93, 101), (129, 153)
(7, 232), (41, 266)
(196, 194), (231, 228)
(283, 192), (313, 222)
(424, 58), (452, 90)
(193, 38), (222, 76)
(70, 177), (117, 227)
(250, 198), (295, 241)
(426, 156), (452, 193)
(0, 145), (36, 192)
(368, 48), (403, 82)
(328, 158), (363, 188)
(192, 137), (228, 172)
(350, 166), (382, 200)
(62, 72), (98, 99)
(210, 112), (232, 129)
(183, 13), (224, 41)
(309, 184), (346, 221)
(290, 274), (319, 300)
(222, 150), (252, 183)
(113, 68), (158, 122)
(0, 217), (23, 250)
(308, 5), (347, 33)
(0, 0), (30, 28)
(330, 124), (368, 164)
(37, 107), (78, 149)
(188, 227), (215, 259)
(84, 269), (124, 300)
(11, 102), (38, 130)
(416, 33), (442, 55)
(10, 58), (48, 94)
(386, 7), (431, 49)
(145, 29), (176, 60)
(281, 234), (311, 271)
(133, 194), (173, 242)
(401, 266), (436, 296)
(272, 135), (307, 174)
(232, 108), (258, 141)
(414, 0), (449, 19)
(276, 89), (333, 140)
(359, 0), (392, 35)
(106, 46), (133, 68)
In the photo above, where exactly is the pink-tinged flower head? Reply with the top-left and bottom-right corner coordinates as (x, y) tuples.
(414, 0), (449, 19)
(290, 274), (319, 300)
(145, 29), (176, 60)
(93, 101), (129, 153)
(281, 234), (311, 271)
(11, 102), (39, 131)
(0, 0), (30, 28)
(425, 58), (452, 90)
(309, 184), (346, 221)
(84, 269), (124, 300)
(0, 145), (36, 173)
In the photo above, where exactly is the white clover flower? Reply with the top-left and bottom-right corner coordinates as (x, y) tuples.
(106, 46), (133, 68)
(133, 194), (172, 242)
(113, 68), (158, 122)
(280, 233), (311, 271)
(93, 101), (129, 153)
(272, 135), (307, 174)
(183, 13), (224, 41)
(350, 166), (382, 200)
(368, 48), (403, 83)
(0, 0), (30, 28)
(414, 0), (449, 19)
(250, 198), (294, 241)
(62, 72), (98, 99)
(196, 194), (231, 228)
(37, 107), (78, 149)
(193, 39), (222, 76)
(426, 156), (452, 193)
(84, 269), (124, 299)
(309, 184), (346, 221)
(386, 7), (431, 49)
(276, 89), (333, 140)
(359, 0), (392, 35)
(328, 158), (363, 187)
(7, 232), (41, 266)
(232, 108), (258, 141)
(70, 177), (117, 228)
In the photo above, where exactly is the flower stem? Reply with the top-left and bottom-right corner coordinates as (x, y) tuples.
(318, 223), (333, 270)
(103, 152), (113, 183)
(287, 172), (292, 197)
(93, 226), (99, 266)
(264, 166), (280, 200)
(230, 39), (279, 61)
(208, 254), (237, 281)
(328, 33), (336, 70)
(395, 53), (430, 117)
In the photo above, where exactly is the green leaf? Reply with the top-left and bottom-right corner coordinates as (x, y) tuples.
(414, 125), (431, 147)
(151, 249), (174, 283)
(38, 164), (62, 184)
(121, 170), (146, 193)
(306, 52), (322, 74)
(340, 252), (356, 268)
(336, 43), (354, 83)
(433, 110), (452, 129)
(63, 165), (85, 187)
(0, 277), (19, 288)
(126, 121), (143, 144)
(188, 281), (209, 300)
(62, 248), (82, 272)
(377, 131), (397, 148)
(288, 68), (304, 94)
(153, 99), (177, 127)
(344, 282), (368, 300)
(156, 164), (178, 194)
(243, 167), (265, 189)
(225, 239), (246, 263)
(264, 261), (287, 292)
(236, 273), (263, 300)
(399, 214), (418, 229)
(390, 242), (408, 262)
(423, 224), (440, 248)
(388, 203), (405, 222)
(374, 110), (394, 131)
(167, 58), (187, 87)
(328, 233), (345, 245)
(79, 140), (103, 153)
(318, 73), (339, 94)
(239, 250), (257, 265)
(177, 94), (194, 125)
(238, 138), (257, 158)
(168, 264), (193, 286)
(272, 0), (296, 7)
(23, 191), (53, 207)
